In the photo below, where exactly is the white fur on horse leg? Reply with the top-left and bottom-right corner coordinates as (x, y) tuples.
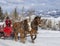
(18, 33), (20, 37)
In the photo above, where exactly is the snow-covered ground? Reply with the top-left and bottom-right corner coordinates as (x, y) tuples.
(0, 27), (60, 46)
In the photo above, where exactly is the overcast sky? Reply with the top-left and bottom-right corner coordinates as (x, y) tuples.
(0, 0), (60, 13)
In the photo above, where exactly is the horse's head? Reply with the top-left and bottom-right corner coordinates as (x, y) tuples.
(39, 19), (48, 27)
(34, 16), (41, 26)
(24, 19), (28, 25)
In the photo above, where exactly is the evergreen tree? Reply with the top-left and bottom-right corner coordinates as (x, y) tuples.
(0, 7), (4, 21)
(13, 8), (18, 20)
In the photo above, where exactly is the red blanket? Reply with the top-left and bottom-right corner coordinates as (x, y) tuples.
(4, 26), (12, 37)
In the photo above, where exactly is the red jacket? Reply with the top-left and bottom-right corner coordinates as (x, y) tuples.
(4, 19), (12, 36)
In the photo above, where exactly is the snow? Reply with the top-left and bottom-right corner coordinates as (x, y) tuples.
(41, 16), (60, 21)
(0, 27), (60, 46)
(41, 16), (60, 30)
(56, 17), (60, 21)
(0, 22), (5, 25)
(0, 16), (60, 46)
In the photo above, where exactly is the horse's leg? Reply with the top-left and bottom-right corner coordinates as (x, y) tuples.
(30, 30), (37, 43)
(14, 32), (18, 41)
(20, 33), (26, 43)
(30, 34), (37, 43)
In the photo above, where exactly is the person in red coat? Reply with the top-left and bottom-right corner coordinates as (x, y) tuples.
(4, 16), (12, 37)
(5, 16), (11, 27)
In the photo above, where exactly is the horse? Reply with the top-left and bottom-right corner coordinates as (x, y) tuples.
(13, 16), (41, 43)
(13, 19), (30, 43)
(30, 16), (41, 42)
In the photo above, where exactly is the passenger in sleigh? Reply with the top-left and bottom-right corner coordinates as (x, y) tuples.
(5, 16), (11, 27)
(4, 16), (12, 37)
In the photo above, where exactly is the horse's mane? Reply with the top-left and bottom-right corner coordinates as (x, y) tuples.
(30, 16), (41, 31)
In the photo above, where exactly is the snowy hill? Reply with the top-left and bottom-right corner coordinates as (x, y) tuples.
(0, 28), (60, 46)
(0, 13), (60, 46)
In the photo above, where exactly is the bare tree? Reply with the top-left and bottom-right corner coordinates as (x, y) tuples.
(27, 9), (35, 21)
(58, 21), (60, 30)
(52, 20), (56, 30)
(4, 11), (9, 19)
(47, 20), (52, 29)
(13, 8), (18, 20)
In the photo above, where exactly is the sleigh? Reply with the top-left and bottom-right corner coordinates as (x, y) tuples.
(0, 22), (13, 38)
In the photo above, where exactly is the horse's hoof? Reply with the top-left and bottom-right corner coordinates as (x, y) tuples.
(22, 41), (25, 43)
(20, 41), (25, 43)
(15, 39), (18, 41)
(32, 41), (34, 43)
(20, 40), (25, 43)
